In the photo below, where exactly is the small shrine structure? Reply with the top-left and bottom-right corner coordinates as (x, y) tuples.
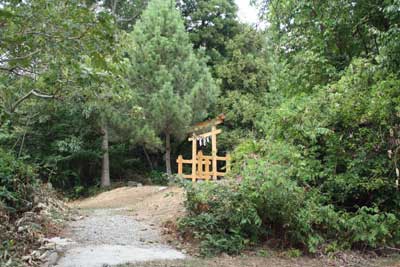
(176, 114), (230, 182)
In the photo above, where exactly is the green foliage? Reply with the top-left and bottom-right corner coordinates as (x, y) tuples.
(0, 0), (158, 192)
(216, 25), (270, 94)
(178, 0), (240, 67)
(214, 25), (270, 151)
(0, 239), (23, 267)
(0, 148), (37, 213)
(180, 0), (400, 255)
(1, 0), (400, 258)
(125, 0), (219, 173)
(126, 0), (219, 133)
(181, 159), (400, 254)
(12, 102), (103, 192)
(0, 0), (117, 114)
(149, 170), (169, 185)
(261, 0), (395, 70)
(217, 91), (265, 150)
(179, 181), (261, 255)
(87, 0), (149, 31)
(284, 249), (302, 258)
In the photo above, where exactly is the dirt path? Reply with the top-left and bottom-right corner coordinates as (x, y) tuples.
(47, 186), (186, 267)
(42, 185), (400, 267)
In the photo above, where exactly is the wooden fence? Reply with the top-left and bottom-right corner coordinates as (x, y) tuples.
(176, 150), (231, 182)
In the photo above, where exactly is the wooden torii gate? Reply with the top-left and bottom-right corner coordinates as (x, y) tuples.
(176, 114), (230, 182)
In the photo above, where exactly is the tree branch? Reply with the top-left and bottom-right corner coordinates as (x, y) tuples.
(0, 65), (39, 77)
(117, 13), (141, 23)
(0, 66), (20, 75)
(24, 27), (91, 41)
(31, 90), (54, 99)
(10, 89), (54, 113)
(0, 50), (40, 63)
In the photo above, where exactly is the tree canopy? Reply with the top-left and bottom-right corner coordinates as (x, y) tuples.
(178, 0), (240, 67)
(1, 0), (400, 263)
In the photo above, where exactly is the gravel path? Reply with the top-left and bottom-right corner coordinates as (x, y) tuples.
(50, 207), (185, 267)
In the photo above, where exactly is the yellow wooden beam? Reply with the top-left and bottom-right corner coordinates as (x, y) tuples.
(177, 155), (183, 176)
(188, 129), (222, 141)
(188, 114), (225, 133)
(191, 137), (197, 182)
(211, 125), (217, 180)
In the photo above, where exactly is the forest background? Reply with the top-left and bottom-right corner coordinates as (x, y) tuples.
(1, 0), (400, 257)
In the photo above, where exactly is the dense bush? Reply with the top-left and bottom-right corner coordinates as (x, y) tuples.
(181, 173), (400, 255)
(149, 170), (170, 185)
(180, 58), (400, 255)
(0, 147), (68, 266)
(0, 148), (37, 214)
(180, 181), (261, 255)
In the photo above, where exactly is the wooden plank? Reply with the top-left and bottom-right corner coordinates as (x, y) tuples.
(176, 157), (194, 164)
(202, 155), (229, 161)
(191, 137), (197, 182)
(204, 159), (211, 181)
(186, 176), (207, 180)
(183, 175), (209, 180)
(188, 114), (225, 133)
(177, 153), (229, 180)
(177, 155), (183, 176)
(188, 129), (222, 141)
(197, 151), (203, 179)
(212, 125), (217, 180)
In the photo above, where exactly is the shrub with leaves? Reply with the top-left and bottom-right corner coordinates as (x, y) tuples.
(0, 148), (37, 214)
(149, 170), (169, 186)
(179, 181), (261, 255)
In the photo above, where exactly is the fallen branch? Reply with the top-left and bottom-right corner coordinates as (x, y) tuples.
(384, 246), (400, 252)
(375, 246), (400, 253)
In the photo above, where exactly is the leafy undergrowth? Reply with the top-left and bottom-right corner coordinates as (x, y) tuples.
(117, 252), (400, 267)
(179, 177), (400, 257)
(0, 185), (69, 266)
(0, 149), (70, 266)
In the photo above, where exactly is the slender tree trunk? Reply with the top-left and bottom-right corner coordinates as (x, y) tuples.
(112, 0), (118, 15)
(165, 132), (172, 175)
(143, 146), (153, 171)
(101, 123), (111, 187)
(17, 130), (26, 158)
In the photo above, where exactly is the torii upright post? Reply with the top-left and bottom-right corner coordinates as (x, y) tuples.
(211, 125), (218, 180)
(191, 133), (197, 182)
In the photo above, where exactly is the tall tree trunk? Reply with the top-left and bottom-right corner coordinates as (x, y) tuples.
(165, 132), (172, 175)
(143, 146), (153, 171)
(101, 123), (111, 187)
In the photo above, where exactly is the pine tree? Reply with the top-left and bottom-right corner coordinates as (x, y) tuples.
(126, 0), (219, 175)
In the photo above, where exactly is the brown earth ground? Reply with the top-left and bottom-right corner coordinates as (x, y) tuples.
(70, 186), (185, 225)
(70, 186), (400, 267)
